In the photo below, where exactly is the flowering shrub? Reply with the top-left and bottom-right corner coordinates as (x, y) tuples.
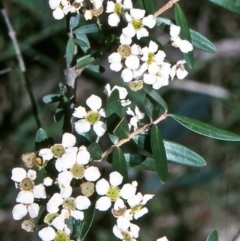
(5, 0), (240, 241)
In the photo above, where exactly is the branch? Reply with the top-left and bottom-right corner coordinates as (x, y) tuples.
(0, 3), (41, 128)
(100, 112), (168, 161)
(153, 0), (180, 18)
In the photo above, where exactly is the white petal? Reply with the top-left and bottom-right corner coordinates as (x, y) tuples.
(27, 169), (37, 180)
(142, 194), (154, 205)
(142, 15), (156, 28)
(62, 133), (76, 147)
(71, 210), (84, 220)
(84, 10), (93, 20)
(112, 86), (128, 99)
(125, 55), (140, 70)
(122, 24), (135, 38)
(178, 40), (193, 53)
(149, 40), (158, 53)
(170, 24), (180, 37)
(39, 227), (56, 241)
(113, 225), (124, 239)
(96, 178), (110, 195)
(134, 207), (148, 219)
(130, 223), (140, 238)
(49, 0), (61, 10)
(16, 191), (34, 204)
(60, 185), (72, 198)
(12, 204), (28, 220)
(117, 216), (130, 230)
(176, 68), (188, 79)
(84, 166), (101, 181)
(126, 107), (135, 117)
(120, 33), (132, 45)
(108, 13), (121, 27)
(103, 84), (111, 97)
(157, 237), (169, 241)
(130, 8), (145, 19)
(38, 148), (53, 161)
(33, 184), (47, 199)
(109, 171), (123, 186)
(95, 196), (111, 211)
(75, 119), (91, 134)
(73, 106), (87, 118)
(155, 50), (166, 64)
(109, 52), (122, 63)
(114, 198), (125, 210)
(136, 27), (148, 39)
(28, 203), (40, 218)
(52, 216), (65, 230)
(106, 1), (115, 12)
(127, 194), (141, 207)
(75, 195), (91, 210)
(123, 0), (132, 8)
(11, 168), (26, 182)
(60, 151), (77, 170)
(93, 121), (107, 137)
(143, 73), (156, 85)
(121, 68), (133, 82)
(43, 177), (53, 186)
(58, 171), (73, 186)
(48, 192), (63, 206)
(77, 147), (90, 164)
(86, 94), (102, 110)
(110, 62), (123, 72)
(120, 183), (136, 200)
(52, 8), (65, 20)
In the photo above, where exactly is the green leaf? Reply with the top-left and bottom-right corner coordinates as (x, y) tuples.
(35, 128), (49, 151)
(174, 4), (194, 68)
(133, 135), (206, 167)
(143, 0), (157, 14)
(156, 17), (216, 53)
(209, 0), (240, 14)
(77, 54), (95, 69)
(66, 37), (75, 65)
(190, 29), (216, 53)
(142, 85), (168, 111)
(42, 94), (62, 104)
(151, 124), (168, 183)
(113, 118), (130, 140)
(73, 24), (99, 35)
(108, 133), (119, 144)
(74, 34), (90, 52)
(206, 229), (218, 241)
(112, 147), (128, 182)
(106, 89), (122, 118)
(144, 94), (162, 121)
(88, 142), (103, 160)
(134, 0), (144, 9)
(170, 114), (240, 141)
(69, 14), (80, 30)
(73, 203), (95, 241)
(86, 64), (105, 73)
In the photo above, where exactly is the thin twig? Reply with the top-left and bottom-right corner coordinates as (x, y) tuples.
(0, 2), (41, 128)
(99, 112), (168, 161)
(153, 0), (180, 18)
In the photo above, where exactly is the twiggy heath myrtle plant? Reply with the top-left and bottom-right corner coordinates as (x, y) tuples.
(4, 0), (240, 240)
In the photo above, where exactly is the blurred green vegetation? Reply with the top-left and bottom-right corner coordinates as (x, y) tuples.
(0, 0), (240, 241)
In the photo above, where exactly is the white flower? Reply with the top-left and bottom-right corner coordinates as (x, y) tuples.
(73, 95), (107, 137)
(104, 84), (131, 106)
(170, 24), (193, 53)
(58, 171), (73, 198)
(106, 0), (133, 27)
(141, 41), (166, 73)
(170, 60), (188, 80)
(44, 177), (53, 186)
(157, 237), (169, 241)
(125, 192), (154, 219)
(12, 202), (40, 220)
(95, 172), (137, 211)
(48, 0), (69, 20)
(39, 226), (56, 241)
(113, 216), (140, 240)
(126, 106), (145, 130)
(122, 9), (156, 40)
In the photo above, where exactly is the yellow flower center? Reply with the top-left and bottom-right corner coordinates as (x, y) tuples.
(70, 163), (85, 179)
(131, 18), (143, 30)
(80, 181), (95, 197)
(129, 80), (143, 91)
(20, 178), (34, 191)
(62, 197), (76, 211)
(114, 3), (123, 15)
(107, 186), (120, 201)
(55, 231), (70, 241)
(147, 52), (155, 65)
(85, 111), (100, 125)
(117, 45), (131, 57)
(51, 144), (65, 158)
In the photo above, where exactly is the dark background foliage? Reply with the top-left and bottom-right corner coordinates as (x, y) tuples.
(0, 0), (240, 241)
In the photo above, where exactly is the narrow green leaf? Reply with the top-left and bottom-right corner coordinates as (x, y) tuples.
(144, 95), (162, 121)
(113, 118), (130, 139)
(133, 135), (206, 167)
(74, 34), (90, 53)
(69, 14), (80, 30)
(35, 128), (49, 151)
(151, 124), (168, 183)
(112, 147), (128, 182)
(66, 37), (75, 65)
(73, 203), (95, 241)
(42, 94), (62, 104)
(108, 133), (119, 144)
(106, 89), (122, 118)
(209, 0), (240, 14)
(142, 85), (168, 111)
(170, 114), (240, 141)
(156, 17), (217, 53)
(86, 64), (105, 73)
(143, 0), (157, 14)
(74, 24), (99, 35)
(77, 54), (95, 69)
(174, 4), (194, 68)
(88, 142), (103, 160)
(190, 29), (216, 53)
(206, 229), (218, 241)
